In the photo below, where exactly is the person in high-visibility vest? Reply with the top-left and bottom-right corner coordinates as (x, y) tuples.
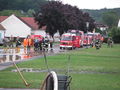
(23, 37), (28, 53)
(23, 35), (32, 53)
(27, 35), (32, 52)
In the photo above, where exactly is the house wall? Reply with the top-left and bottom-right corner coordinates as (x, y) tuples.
(0, 30), (5, 39)
(1, 15), (31, 38)
(100, 27), (107, 31)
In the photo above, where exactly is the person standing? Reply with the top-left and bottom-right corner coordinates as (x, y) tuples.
(26, 35), (32, 52)
(3, 37), (10, 53)
(9, 35), (14, 48)
(49, 36), (53, 50)
(107, 37), (113, 48)
(43, 37), (49, 51)
(34, 37), (39, 51)
(23, 37), (28, 53)
(23, 35), (32, 53)
(16, 36), (21, 53)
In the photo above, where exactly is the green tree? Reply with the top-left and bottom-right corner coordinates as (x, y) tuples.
(27, 9), (35, 17)
(102, 11), (119, 28)
(109, 27), (120, 43)
(0, 10), (27, 17)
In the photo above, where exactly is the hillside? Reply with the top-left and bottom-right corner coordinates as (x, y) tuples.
(0, 0), (120, 23)
(82, 8), (120, 23)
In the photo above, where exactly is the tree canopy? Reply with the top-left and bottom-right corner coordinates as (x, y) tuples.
(34, 1), (95, 37)
(102, 11), (119, 28)
(109, 27), (120, 43)
(0, 0), (47, 12)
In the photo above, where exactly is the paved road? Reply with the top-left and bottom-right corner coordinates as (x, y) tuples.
(0, 44), (60, 70)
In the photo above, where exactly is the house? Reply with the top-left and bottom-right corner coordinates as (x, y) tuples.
(0, 14), (46, 38)
(0, 14), (60, 41)
(0, 24), (5, 39)
(95, 23), (108, 31)
(118, 19), (120, 27)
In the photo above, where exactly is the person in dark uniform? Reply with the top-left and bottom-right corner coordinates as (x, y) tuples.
(107, 37), (113, 48)
(3, 37), (10, 52)
(43, 37), (49, 51)
(49, 36), (53, 50)
(34, 37), (39, 51)
(9, 35), (14, 48)
(16, 36), (21, 53)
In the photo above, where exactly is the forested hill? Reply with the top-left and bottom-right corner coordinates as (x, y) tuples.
(82, 8), (120, 23)
(0, 0), (120, 23)
(0, 0), (47, 11)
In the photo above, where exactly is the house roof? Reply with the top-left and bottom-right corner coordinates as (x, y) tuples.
(0, 15), (39, 30)
(0, 24), (5, 30)
(95, 23), (108, 28)
(0, 16), (8, 23)
(20, 17), (39, 30)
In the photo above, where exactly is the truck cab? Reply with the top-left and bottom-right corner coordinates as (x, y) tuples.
(60, 33), (81, 50)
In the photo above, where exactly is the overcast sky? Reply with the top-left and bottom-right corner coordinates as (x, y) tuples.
(61, 0), (120, 9)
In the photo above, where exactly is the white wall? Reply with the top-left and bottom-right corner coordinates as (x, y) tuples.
(0, 30), (5, 39)
(1, 14), (31, 38)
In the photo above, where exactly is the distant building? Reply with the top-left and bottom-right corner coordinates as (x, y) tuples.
(0, 14), (60, 41)
(0, 14), (46, 38)
(95, 23), (108, 31)
(118, 19), (120, 27)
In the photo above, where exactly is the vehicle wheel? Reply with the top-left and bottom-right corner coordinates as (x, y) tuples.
(60, 47), (62, 49)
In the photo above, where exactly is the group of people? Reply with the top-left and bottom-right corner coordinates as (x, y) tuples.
(94, 37), (113, 50)
(3, 35), (21, 53)
(2, 35), (53, 53)
(23, 35), (53, 53)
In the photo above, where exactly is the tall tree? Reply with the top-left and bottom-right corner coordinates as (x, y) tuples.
(34, 1), (95, 36)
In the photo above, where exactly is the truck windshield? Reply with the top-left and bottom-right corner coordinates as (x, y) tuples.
(61, 36), (72, 41)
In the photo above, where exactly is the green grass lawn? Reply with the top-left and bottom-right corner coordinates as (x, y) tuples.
(0, 44), (120, 90)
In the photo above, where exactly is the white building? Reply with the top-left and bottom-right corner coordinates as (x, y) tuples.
(0, 14), (60, 41)
(0, 24), (5, 39)
(0, 14), (31, 38)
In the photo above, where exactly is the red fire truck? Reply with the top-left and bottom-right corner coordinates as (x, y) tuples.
(31, 35), (43, 41)
(83, 34), (93, 46)
(60, 30), (84, 49)
(87, 32), (103, 42)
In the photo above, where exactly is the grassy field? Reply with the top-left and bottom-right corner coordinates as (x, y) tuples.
(0, 44), (120, 90)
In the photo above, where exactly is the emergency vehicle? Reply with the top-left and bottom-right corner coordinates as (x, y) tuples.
(60, 30), (84, 49)
(83, 34), (93, 46)
(68, 30), (84, 46)
(31, 35), (43, 42)
(87, 32), (103, 41)
(84, 32), (103, 46)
